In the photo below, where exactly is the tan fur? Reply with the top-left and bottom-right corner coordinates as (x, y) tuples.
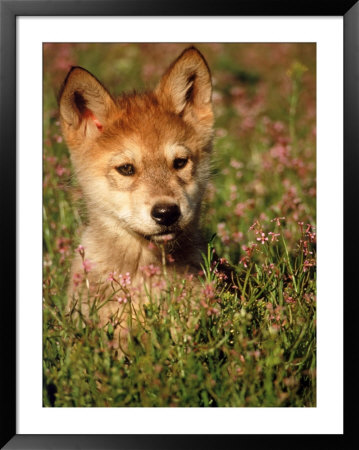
(59, 47), (214, 349)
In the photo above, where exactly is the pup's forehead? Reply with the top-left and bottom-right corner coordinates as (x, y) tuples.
(100, 111), (188, 152)
(106, 136), (190, 163)
(94, 90), (202, 159)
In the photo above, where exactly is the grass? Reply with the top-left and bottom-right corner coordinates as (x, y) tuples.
(43, 43), (316, 407)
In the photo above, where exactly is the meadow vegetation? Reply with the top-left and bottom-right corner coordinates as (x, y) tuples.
(43, 43), (316, 407)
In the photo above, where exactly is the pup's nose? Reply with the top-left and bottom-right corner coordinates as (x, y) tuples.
(151, 203), (181, 226)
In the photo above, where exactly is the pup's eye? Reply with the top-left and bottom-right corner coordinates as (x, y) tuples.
(116, 164), (135, 176)
(173, 158), (188, 170)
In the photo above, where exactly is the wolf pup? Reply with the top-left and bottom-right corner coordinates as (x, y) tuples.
(59, 47), (214, 339)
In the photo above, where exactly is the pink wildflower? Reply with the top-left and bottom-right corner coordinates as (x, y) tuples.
(56, 237), (71, 255)
(73, 272), (82, 288)
(249, 220), (260, 231)
(303, 259), (316, 272)
(76, 244), (85, 256)
(46, 155), (57, 165)
(167, 254), (175, 263)
(232, 231), (244, 243)
(82, 259), (93, 273)
(234, 203), (246, 217)
(213, 267), (228, 281)
(301, 240), (313, 256)
(118, 272), (131, 287)
(207, 307), (220, 317)
(107, 271), (117, 282)
(268, 232), (280, 242)
(306, 224), (315, 233)
(284, 295), (296, 304)
(230, 159), (243, 170)
(240, 256), (249, 268)
(215, 128), (227, 138)
(256, 233), (268, 244)
(217, 222), (230, 245)
(117, 296), (128, 304)
(262, 263), (275, 274)
(55, 165), (66, 177)
(202, 281), (216, 300)
(141, 264), (161, 277)
(273, 121), (285, 132)
(307, 231), (316, 243)
(242, 243), (258, 257)
(271, 217), (286, 227)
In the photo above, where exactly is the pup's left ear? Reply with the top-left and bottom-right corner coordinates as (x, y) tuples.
(156, 47), (213, 134)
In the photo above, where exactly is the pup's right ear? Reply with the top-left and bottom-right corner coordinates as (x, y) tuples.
(59, 67), (116, 146)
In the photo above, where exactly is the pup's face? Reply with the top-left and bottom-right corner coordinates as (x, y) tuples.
(59, 47), (213, 243)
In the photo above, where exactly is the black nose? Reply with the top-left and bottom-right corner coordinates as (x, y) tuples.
(151, 203), (181, 226)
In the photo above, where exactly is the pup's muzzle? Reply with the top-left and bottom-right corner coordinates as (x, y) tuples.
(151, 203), (181, 226)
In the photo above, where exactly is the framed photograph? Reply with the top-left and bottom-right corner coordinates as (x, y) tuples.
(1, 0), (356, 448)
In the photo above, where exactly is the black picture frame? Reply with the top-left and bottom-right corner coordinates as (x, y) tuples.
(1, 0), (357, 448)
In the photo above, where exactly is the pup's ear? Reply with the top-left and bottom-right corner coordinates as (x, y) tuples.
(59, 67), (116, 144)
(156, 47), (213, 132)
